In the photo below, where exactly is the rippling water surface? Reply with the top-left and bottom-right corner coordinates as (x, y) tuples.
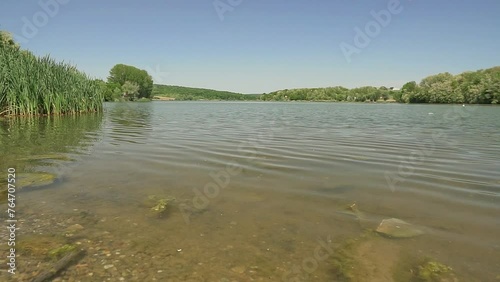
(1, 102), (499, 281)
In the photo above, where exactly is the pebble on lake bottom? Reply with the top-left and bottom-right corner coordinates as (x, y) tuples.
(231, 266), (246, 274)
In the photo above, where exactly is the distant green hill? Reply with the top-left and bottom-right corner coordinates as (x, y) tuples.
(152, 84), (260, 101)
(154, 65), (500, 104)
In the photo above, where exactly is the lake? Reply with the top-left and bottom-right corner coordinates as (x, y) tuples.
(1, 102), (499, 281)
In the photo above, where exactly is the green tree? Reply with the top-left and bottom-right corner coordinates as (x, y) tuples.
(350, 86), (377, 102)
(401, 81), (425, 103)
(391, 90), (403, 102)
(401, 81), (417, 93)
(108, 64), (153, 99)
(418, 73), (456, 103)
(378, 86), (390, 101)
(483, 67), (500, 104)
(380, 91), (389, 101)
(105, 82), (122, 101)
(121, 81), (140, 101)
(0, 31), (19, 50)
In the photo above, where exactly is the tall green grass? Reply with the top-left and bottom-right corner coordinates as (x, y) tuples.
(0, 45), (103, 116)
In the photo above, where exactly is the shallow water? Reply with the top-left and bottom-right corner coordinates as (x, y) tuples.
(1, 102), (499, 281)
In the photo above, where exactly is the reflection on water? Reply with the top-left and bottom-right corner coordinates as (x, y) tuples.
(0, 102), (500, 281)
(0, 113), (103, 157)
(0, 114), (103, 196)
(108, 102), (153, 145)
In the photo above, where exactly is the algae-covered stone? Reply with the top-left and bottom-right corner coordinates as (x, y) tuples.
(146, 195), (175, 218)
(394, 255), (458, 282)
(151, 198), (169, 213)
(17, 234), (67, 257)
(231, 266), (246, 274)
(417, 260), (454, 281)
(65, 224), (84, 234)
(48, 244), (76, 260)
(376, 218), (424, 238)
(17, 172), (56, 188)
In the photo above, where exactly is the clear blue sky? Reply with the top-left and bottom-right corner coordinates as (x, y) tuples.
(1, 0), (499, 94)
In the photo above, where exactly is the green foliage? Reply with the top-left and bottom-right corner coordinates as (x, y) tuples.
(398, 81), (415, 103)
(108, 64), (153, 99)
(330, 246), (355, 281)
(351, 86), (379, 102)
(121, 81), (140, 101)
(100, 81), (122, 102)
(261, 86), (395, 102)
(146, 195), (176, 218)
(261, 66), (500, 104)
(0, 33), (103, 116)
(152, 84), (260, 101)
(400, 67), (500, 104)
(418, 72), (458, 103)
(0, 31), (19, 50)
(416, 260), (453, 282)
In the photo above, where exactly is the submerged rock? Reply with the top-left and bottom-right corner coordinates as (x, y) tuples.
(17, 234), (67, 257)
(417, 260), (454, 282)
(146, 195), (176, 218)
(151, 199), (169, 213)
(66, 224), (84, 233)
(48, 244), (76, 260)
(18, 172), (57, 188)
(376, 218), (424, 238)
(231, 266), (246, 274)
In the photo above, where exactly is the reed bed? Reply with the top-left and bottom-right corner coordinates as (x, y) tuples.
(0, 46), (103, 116)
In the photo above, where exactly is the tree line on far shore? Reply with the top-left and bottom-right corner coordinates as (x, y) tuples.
(396, 67), (500, 104)
(260, 66), (500, 104)
(2, 29), (499, 113)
